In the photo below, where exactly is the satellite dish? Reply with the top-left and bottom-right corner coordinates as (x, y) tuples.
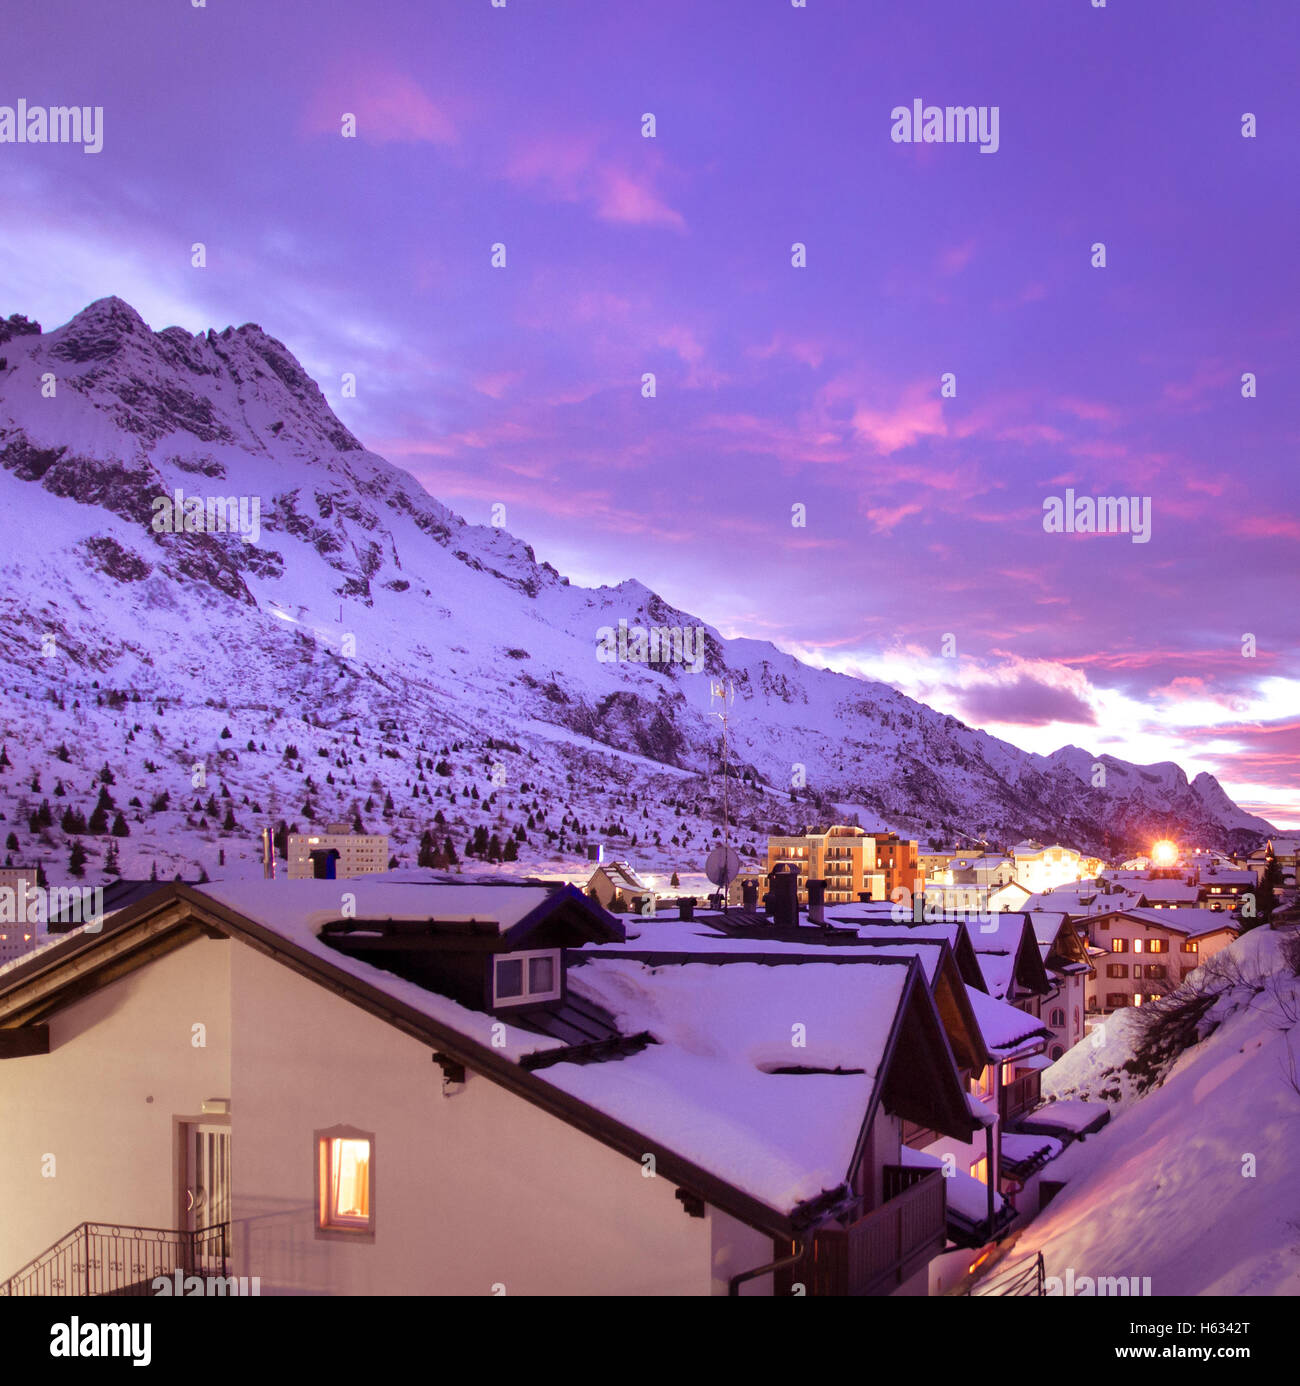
(706, 845), (742, 888)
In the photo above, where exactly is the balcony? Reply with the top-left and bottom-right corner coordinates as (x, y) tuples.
(1, 1222), (229, 1297)
(805, 1167), (946, 1295)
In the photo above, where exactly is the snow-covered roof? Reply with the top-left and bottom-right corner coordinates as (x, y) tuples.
(998, 1131), (1063, 1170)
(964, 986), (1050, 1058)
(1028, 913), (1069, 945)
(1016, 1098), (1110, 1137)
(595, 915), (956, 983)
(1136, 879), (1201, 903)
(591, 861), (648, 891)
(1105, 907), (1240, 939)
(900, 1145), (1004, 1222)
(201, 876), (562, 936)
(554, 958), (911, 1212)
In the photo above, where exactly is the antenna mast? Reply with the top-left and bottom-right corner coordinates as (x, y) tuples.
(710, 679), (735, 896)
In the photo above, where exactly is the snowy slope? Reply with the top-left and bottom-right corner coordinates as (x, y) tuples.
(1005, 926), (1300, 1295)
(0, 300), (1273, 886)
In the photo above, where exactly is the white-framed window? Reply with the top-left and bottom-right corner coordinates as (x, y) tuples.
(493, 949), (563, 1007)
(315, 1126), (375, 1240)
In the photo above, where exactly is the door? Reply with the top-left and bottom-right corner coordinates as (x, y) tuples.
(182, 1123), (230, 1272)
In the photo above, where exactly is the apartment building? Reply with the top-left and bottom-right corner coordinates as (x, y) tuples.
(765, 825), (887, 905)
(1010, 842), (1082, 894)
(286, 824), (390, 880)
(1082, 908), (1239, 1013)
(0, 867), (42, 967)
(869, 832), (923, 900)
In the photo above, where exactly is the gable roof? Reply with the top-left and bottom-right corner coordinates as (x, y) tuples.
(577, 911), (992, 1072)
(590, 861), (648, 892)
(969, 914), (1053, 1001)
(0, 880), (977, 1237)
(1092, 907), (1240, 939)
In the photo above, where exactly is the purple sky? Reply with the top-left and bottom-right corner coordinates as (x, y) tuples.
(3, 0), (1298, 826)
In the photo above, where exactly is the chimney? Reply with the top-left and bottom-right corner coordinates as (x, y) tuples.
(770, 868), (798, 930)
(741, 879), (759, 911)
(807, 878), (827, 927)
(677, 897), (696, 921)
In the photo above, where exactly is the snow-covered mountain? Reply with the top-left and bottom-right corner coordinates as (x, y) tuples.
(0, 299), (1273, 883)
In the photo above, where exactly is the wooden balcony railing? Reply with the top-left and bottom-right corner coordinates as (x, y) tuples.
(1000, 1072), (1040, 1122)
(806, 1167), (946, 1296)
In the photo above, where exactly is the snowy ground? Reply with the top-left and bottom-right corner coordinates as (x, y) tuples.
(995, 925), (1300, 1295)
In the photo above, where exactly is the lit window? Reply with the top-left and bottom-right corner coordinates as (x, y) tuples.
(970, 1157), (989, 1185)
(316, 1128), (375, 1238)
(1133, 939), (1143, 953)
(493, 949), (562, 1008)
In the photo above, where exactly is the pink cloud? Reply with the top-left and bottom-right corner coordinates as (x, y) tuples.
(847, 392), (946, 455)
(1232, 515), (1300, 541)
(302, 66), (457, 145)
(864, 502), (922, 533)
(938, 241), (975, 275)
(503, 134), (684, 230)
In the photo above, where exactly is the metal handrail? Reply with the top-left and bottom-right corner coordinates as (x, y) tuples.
(1, 1220), (230, 1297)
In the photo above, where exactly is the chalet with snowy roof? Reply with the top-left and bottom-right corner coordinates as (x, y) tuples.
(1027, 913), (1094, 1061)
(1247, 837), (1298, 888)
(926, 854), (1016, 913)
(0, 878), (995, 1297)
(585, 860), (655, 913)
(581, 892), (1066, 1292)
(1084, 907), (1239, 1014)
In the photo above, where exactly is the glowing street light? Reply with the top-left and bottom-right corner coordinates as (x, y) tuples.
(1151, 839), (1179, 868)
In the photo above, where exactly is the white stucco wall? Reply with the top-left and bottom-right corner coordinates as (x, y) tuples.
(227, 940), (758, 1295)
(0, 937), (232, 1281)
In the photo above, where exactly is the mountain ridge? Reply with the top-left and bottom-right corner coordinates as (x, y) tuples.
(0, 298), (1272, 883)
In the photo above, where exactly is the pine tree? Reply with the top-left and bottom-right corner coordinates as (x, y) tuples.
(149, 860), (159, 881)
(111, 812), (130, 838)
(68, 840), (87, 877)
(223, 807), (238, 831)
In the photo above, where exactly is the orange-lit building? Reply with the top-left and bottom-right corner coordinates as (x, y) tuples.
(764, 825), (922, 905)
(868, 832), (923, 901)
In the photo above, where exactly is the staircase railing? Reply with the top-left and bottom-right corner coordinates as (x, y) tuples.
(1, 1221), (229, 1297)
